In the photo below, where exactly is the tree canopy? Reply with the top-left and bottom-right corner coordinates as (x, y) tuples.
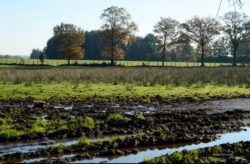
(154, 17), (179, 66)
(53, 23), (85, 64)
(182, 17), (222, 66)
(100, 6), (137, 65)
(222, 11), (250, 66)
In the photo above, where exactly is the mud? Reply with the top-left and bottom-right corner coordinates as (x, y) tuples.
(39, 127), (250, 163)
(0, 98), (250, 163)
(142, 140), (250, 163)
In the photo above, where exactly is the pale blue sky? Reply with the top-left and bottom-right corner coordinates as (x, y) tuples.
(0, 0), (249, 55)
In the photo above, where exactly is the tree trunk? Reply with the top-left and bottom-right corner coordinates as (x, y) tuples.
(111, 45), (114, 66)
(162, 54), (165, 67)
(111, 28), (115, 66)
(201, 45), (205, 67)
(233, 49), (237, 67)
(68, 58), (70, 65)
(162, 46), (166, 67)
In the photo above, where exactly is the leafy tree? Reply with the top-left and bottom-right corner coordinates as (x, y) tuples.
(126, 34), (158, 61)
(222, 11), (250, 66)
(175, 42), (195, 62)
(182, 17), (221, 66)
(39, 52), (46, 65)
(101, 45), (125, 60)
(53, 23), (85, 64)
(44, 37), (58, 59)
(30, 49), (42, 59)
(142, 34), (158, 61)
(238, 38), (250, 57)
(154, 17), (179, 66)
(211, 37), (229, 57)
(83, 31), (103, 60)
(100, 6), (137, 65)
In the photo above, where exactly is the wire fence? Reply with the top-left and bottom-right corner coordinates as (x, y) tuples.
(0, 58), (248, 67)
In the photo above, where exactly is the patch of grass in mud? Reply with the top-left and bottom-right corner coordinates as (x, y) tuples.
(144, 142), (249, 164)
(137, 114), (146, 120)
(68, 116), (95, 129)
(77, 136), (91, 146)
(0, 117), (25, 139)
(0, 82), (250, 102)
(104, 136), (119, 144)
(107, 114), (131, 123)
(52, 142), (68, 149)
(0, 114), (98, 140)
(0, 129), (24, 139)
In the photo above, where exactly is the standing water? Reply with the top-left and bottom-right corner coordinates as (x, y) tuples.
(71, 127), (250, 163)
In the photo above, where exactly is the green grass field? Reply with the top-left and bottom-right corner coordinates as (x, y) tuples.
(0, 82), (249, 102)
(0, 58), (237, 67)
(0, 67), (250, 101)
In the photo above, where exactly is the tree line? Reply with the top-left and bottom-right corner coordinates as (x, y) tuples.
(30, 6), (250, 66)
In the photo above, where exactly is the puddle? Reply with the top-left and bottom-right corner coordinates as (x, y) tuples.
(0, 134), (137, 157)
(64, 106), (74, 110)
(120, 98), (250, 114)
(0, 138), (80, 157)
(41, 115), (48, 121)
(22, 157), (48, 163)
(171, 98), (250, 113)
(0, 139), (55, 156)
(125, 111), (135, 115)
(2, 128), (249, 163)
(72, 127), (250, 163)
(111, 104), (120, 108)
(27, 105), (34, 109)
(53, 105), (74, 110)
(79, 105), (94, 108)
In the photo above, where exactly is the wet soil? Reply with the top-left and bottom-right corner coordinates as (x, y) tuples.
(31, 127), (250, 163)
(0, 98), (250, 163)
(142, 140), (250, 163)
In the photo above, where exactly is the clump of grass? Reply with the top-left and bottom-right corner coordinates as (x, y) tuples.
(68, 116), (95, 129)
(125, 84), (134, 91)
(29, 120), (47, 133)
(0, 118), (5, 125)
(212, 145), (222, 154)
(81, 117), (95, 129)
(137, 114), (146, 120)
(155, 128), (166, 140)
(135, 133), (144, 140)
(104, 136), (118, 144)
(106, 114), (130, 123)
(77, 136), (90, 145)
(0, 129), (24, 139)
(52, 142), (67, 149)
(170, 152), (183, 162)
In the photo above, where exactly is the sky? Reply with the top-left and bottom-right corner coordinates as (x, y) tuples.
(0, 0), (250, 56)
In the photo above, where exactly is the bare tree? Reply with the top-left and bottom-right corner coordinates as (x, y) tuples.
(154, 17), (179, 66)
(222, 11), (250, 66)
(217, 0), (244, 17)
(182, 17), (221, 67)
(100, 6), (137, 66)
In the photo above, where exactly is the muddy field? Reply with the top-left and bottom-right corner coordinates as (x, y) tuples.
(0, 98), (250, 163)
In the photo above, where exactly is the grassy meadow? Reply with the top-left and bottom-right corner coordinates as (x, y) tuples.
(0, 67), (250, 102)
